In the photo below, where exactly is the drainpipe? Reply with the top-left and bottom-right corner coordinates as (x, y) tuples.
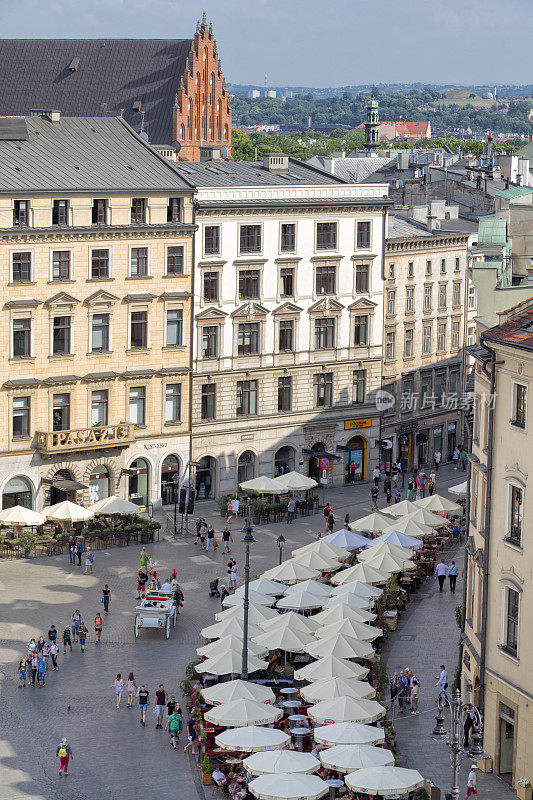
(188, 197), (197, 484)
(379, 206), (389, 475)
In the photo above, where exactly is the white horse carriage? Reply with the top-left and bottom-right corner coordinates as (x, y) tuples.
(134, 589), (177, 639)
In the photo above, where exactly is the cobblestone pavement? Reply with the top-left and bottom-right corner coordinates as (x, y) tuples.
(0, 466), (510, 800)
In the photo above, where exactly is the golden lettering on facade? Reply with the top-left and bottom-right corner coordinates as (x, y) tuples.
(37, 424), (135, 453)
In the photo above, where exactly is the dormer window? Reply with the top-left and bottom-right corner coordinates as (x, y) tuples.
(92, 199), (108, 225)
(131, 198), (146, 224)
(167, 198), (181, 223)
(52, 200), (69, 226)
(13, 200), (29, 226)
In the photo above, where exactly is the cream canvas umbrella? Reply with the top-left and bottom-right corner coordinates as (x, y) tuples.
(358, 541), (413, 562)
(222, 590), (275, 608)
(332, 562), (389, 586)
(325, 593), (373, 612)
(244, 749), (320, 776)
(294, 655), (369, 681)
(276, 589), (326, 611)
(197, 635), (268, 659)
(0, 505), (46, 526)
(216, 603), (278, 624)
(350, 511), (395, 533)
(195, 650), (267, 676)
(201, 679), (275, 707)
(313, 604), (376, 627)
(416, 493), (461, 514)
(345, 766), (424, 796)
(319, 600), (376, 622)
(308, 695), (386, 724)
(90, 495), (140, 515)
(315, 618), (381, 642)
(273, 471), (318, 491)
(258, 610), (321, 635)
(381, 516), (433, 537)
(239, 476), (288, 494)
(293, 549), (341, 572)
(401, 508), (449, 528)
(247, 577), (286, 596)
(300, 676), (376, 703)
(284, 579), (331, 598)
(362, 551), (415, 574)
(322, 529), (370, 550)
(292, 540), (348, 561)
(252, 626), (313, 653)
(319, 744), (394, 773)
(201, 617), (261, 640)
(205, 698), (282, 727)
(388, 499), (419, 516)
(262, 560), (319, 584)
(215, 725), (290, 752)
(45, 501), (94, 522)
(329, 581), (383, 600)
(316, 616), (382, 642)
(448, 481), (467, 496)
(305, 632), (375, 660)
(314, 722), (385, 746)
(249, 773), (329, 800)
(366, 531), (422, 550)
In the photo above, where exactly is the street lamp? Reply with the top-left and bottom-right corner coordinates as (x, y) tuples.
(431, 688), (485, 800)
(241, 498), (255, 680)
(277, 532), (286, 565)
(173, 473), (180, 537)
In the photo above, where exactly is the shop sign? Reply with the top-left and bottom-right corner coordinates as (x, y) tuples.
(344, 418), (372, 430)
(143, 442), (168, 451)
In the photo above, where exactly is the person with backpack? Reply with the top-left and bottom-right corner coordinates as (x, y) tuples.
(71, 610), (83, 643)
(75, 539), (83, 566)
(94, 613), (103, 644)
(62, 626), (72, 654)
(165, 706), (182, 749)
(78, 621), (88, 653)
(18, 657), (27, 687)
(84, 547), (94, 574)
(370, 485), (379, 510)
(56, 738), (73, 776)
(137, 684), (149, 726)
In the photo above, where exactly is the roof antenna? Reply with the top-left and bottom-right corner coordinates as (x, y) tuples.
(140, 110), (146, 134)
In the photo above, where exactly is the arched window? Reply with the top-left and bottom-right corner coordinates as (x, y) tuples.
(224, 123), (229, 141)
(180, 123), (185, 140)
(2, 475), (33, 509)
(89, 465), (110, 504)
(345, 436), (367, 483)
(237, 451), (255, 485)
(274, 447), (295, 477)
(196, 456), (215, 499)
(161, 455), (180, 505)
(128, 458), (150, 507)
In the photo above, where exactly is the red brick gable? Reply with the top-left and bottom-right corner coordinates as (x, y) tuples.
(172, 15), (232, 161)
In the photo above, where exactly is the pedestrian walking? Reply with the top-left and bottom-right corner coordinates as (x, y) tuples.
(349, 460), (356, 482)
(84, 547), (94, 574)
(62, 626), (72, 654)
(183, 717), (198, 753)
(435, 560), (448, 591)
(428, 470), (436, 495)
(407, 477), (414, 501)
(137, 684), (149, 726)
(448, 561), (458, 593)
(48, 625), (57, 644)
(56, 738), (73, 776)
(167, 695), (177, 717)
(94, 613), (103, 643)
(326, 512), (335, 533)
(165, 707), (182, 749)
(101, 584), (111, 613)
(410, 675), (420, 714)
(137, 568), (148, 600)
(29, 654), (38, 687)
(228, 560), (237, 590)
(154, 684), (167, 729)
(344, 514), (351, 530)
(113, 674), (124, 708)
(370, 485), (379, 510)
(225, 500), (233, 522)
(394, 490), (401, 504)
(453, 447), (460, 470)
(37, 657), (46, 686)
(139, 547), (148, 567)
(222, 527), (233, 554)
(372, 465), (380, 487)
(18, 657), (27, 687)
(78, 621), (87, 652)
(390, 673), (399, 710)
(464, 705), (476, 747)
(206, 524), (216, 553)
(75, 539), (83, 566)
(71, 610), (83, 642)
(434, 449), (441, 471)
(199, 524), (207, 550)
(435, 665), (448, 699)
(194, 518), (204, 546)
(286, 496), (296, 524)
(466, 765), (478, 797)
(396, 671), (407, 715)
(460, 447), (468, 472)
(126, 673), (137, 707)
(50, 641), (59, 670)
(68, 536), (76, 565)
(323, 503), (332, 532)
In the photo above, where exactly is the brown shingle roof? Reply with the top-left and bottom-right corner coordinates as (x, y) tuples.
(483, 303), (533, 351)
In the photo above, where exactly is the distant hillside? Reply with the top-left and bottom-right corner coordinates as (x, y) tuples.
(439, 88), (498, 107)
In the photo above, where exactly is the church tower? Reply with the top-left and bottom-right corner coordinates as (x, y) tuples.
(364, 93), (380, 152)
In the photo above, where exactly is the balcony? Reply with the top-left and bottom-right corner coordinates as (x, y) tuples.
(35, 424), (136, 454)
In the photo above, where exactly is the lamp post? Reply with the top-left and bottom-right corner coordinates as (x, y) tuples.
(241, 497), (255, 680)
(277, 532), (286, 565)
(431, 688), (485, 800)
(173, 473), (180, 537)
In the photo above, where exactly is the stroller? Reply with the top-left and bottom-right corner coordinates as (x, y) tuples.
(209, 578), (221, 598)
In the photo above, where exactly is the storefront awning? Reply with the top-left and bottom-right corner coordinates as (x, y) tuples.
(42, 478), (88, 491)
(301, 448), (342, 461)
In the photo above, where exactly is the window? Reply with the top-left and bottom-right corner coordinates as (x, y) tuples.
(468, 285), (477, 310)
(404, 327), (414, 358)
(91, 313), (109, 352)
(316, 222), (337, 250)
(385, 331), (395, 361)
(278, 376), (292, 411)
(130, 247), (148, 277)
(167, 198), (181, 223)
(12, 252), (31, 283)
(129, 386), (146, 425)
(422, 324), (432, 355)
(353, 369), (366, 404)
(421, 373), (433, 408)
(402, 376), (414, 409)
(316, 264), (336, 295)
(52, 393), (70, 431)
(357, 221), (371, 248)
(237, 380), (258, 416)
(280, 268), (294, 297)
(315, 317), (335, 349)
(91, 389), (108, 426)
(449, 369), (459, 397)
(355, 263), (369, 293)
(455, 257), (461, 272)
(52, 200), (68, 225)
(435, 370), (446, 406)
(451, 320), (460, 349)
(237, 322), (259, 355)
(92, 199), (107, 225)
(204, 225), (220, 255)
(452, 282), (461, 306)
(405, 287), (414, 313)
(165, 383), (181, 422)
(13, 318), (31, 357)
(423, 285), (432, 311)
(166, 309), (183, 347)
(438, 284), (447, 309)
(467, 325), (476, 347)
(505, 588), (519, 655)
(203, 272), (219, 302)
(238, 269), (259, 299)
(426, 260), (432, 275)
(130, 310), (147, 349)
(202, 325), (218, 358)
(513, 384), (527, 428)
(353, 315), (369, 346)
(386, 290), (396, 316)
(441, 258), (446, 274)
(280, 223), (296, 252)
(201, 383), (216, 420)
(52, 250), (71, 281)
(52, 316), (71, 355)
(437, 322), (446, 352)
(91, 249), (109, 279)
(408, 261), (414, 277)
(12, 396), (30, 437)
(313, 372), (333, 407)
(131, 198), (146, 224)
(279, 319), (294, 352)
(388, 263), (395, 280)
(13, 200), (29, 226)
(239, 224), (261, 253)
(166, 246), (184, 275)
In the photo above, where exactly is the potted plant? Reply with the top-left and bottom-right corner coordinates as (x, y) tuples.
(20, 531), (36, 559)
(200, 755), (213, 785)
(251, 499), (264, 525)
(517, 779), (532, 800)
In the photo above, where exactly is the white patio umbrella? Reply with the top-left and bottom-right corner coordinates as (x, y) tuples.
(314, 722), (385, 746)
(350, 511), (395, 533)
(319, 744), (394, 773)
(294, 655), (369, 681)
(315, 618), (381, 642)
(204, 698), (282, 727)
(215, 725), (290, 752)
(300, 676), (376, 703)
(90, 495), (140, 515)
(308, 695), (386, 724)
(222, 590), (275, 608)
(325, 593), (373, 612)
(244, 749), (320, 776)
(316, 616), (382, 642)
(262, 560), (319, 584)
(258, 610), (321, 635)
(240, 476), (288, 494)
(305, 632), (375, 660)
(273, 471), (318, 491)
(416, 493), (462, 514)
(45, 500), (94, 522)
(358, 542), (413, 562)
(249, 773), (329, 800)
(284, 579), (331, 598)
(201, 617), (261, 640)
(276, 589), (325, 611)
(313, 603), (377, 627)
(0, 505), (46, 526)
(362, 551), (415, 574)
(292, 540), (348, 561)
(247, 577), (286, 596)
(367, 531), (422, 550)
(201, 679), (275, 707)
(331, 562), (389, 586)
(322, 529), (370, 550)
(388, 499), (419, 516)
(195, 650), (267, 676)
(197, 635), (268, 659)
(329, 581), (383, 600)
(252, 626), (313, 653)
(216, 603), (279, 624)
(448, 481), (467, 496)
(381, 516), (433, 537)
(345, 766), (424, 796)
(293, 549), (341, 572)
(401, 508), (449, 528)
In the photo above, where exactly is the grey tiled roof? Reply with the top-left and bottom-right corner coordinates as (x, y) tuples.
(308, 156), (394, 183)
(0, 115), (193, 192)
(0, 39), (192, 144)
(174, 158), (348, 187)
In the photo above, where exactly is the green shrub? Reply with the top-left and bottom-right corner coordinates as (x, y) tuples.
(201, 755), (213, 775)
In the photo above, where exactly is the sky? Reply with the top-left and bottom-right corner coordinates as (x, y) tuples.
(0, 0), (530, 87)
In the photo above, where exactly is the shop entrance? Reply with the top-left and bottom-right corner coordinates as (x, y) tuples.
(196, 456), (215, 499)
(50, 469), (76, 505)
(161, 455), (180, 505)
(128, 458), (150, 508)
(237, 451), (255, 487)
(2, 476), (33, 509)
(498, 703), (515, 783)
(416, 432), (428, 469)
(309, 443), (325, 483)
(89, 466), (110, 504)
(344, 436), (366, 483)
(399, 433), (412, 473)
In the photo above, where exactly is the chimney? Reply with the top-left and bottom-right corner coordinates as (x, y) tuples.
(200, 145), (222, 161)
(263, 153), (289, 172)
(487, 132), (493, 160)
(30, 109), (61, 123)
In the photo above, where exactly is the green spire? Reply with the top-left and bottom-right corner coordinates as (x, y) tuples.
(364, 92), (380, 151)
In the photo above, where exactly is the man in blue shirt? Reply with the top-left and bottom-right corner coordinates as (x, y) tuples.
(448, 561), (459, 593)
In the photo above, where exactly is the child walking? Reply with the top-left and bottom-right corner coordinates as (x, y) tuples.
(113, 674), (124, 708)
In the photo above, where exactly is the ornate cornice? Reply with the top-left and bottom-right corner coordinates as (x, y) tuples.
(197, 203), (389, 217)
(386, 234), (469, 253)
(0, 225), (196, 245)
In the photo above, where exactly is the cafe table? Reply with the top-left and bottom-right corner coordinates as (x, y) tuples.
(324, 778), (344, 799)
(287, 714), (308, 728)
(291, 727), (311, 751)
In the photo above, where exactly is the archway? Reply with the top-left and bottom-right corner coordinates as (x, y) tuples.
(128, 458), (150, 508)
(345, 436), (366, 483)
(50, 469), (75, 505)
(89, 466), (110, 504)
(196, 456), (215, 499)
(274, 446), (295, 477)
(2, 476), (33, 509)
(161, 455), (181, 506)
(237, 451), (255, 486)
(309, 442), (325, 483)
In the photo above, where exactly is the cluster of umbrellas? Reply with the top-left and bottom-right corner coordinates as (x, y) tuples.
(0, 496), (142, 530)
(239, 471), (318, 495)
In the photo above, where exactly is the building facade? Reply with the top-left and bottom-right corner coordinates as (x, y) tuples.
(174, 154), (390, 498)
(0, 113), (195, 512)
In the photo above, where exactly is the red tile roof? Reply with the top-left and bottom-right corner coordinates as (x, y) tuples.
(484, 302), (533, 351)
